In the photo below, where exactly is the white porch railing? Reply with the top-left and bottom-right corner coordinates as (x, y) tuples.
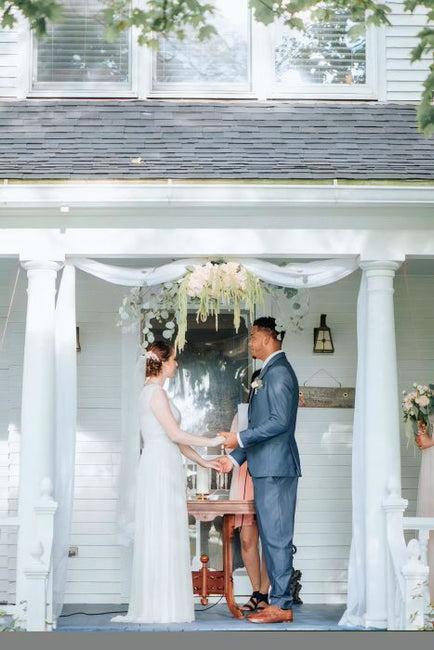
(383, 485), (433, 630)
(0, 478), (57, 631)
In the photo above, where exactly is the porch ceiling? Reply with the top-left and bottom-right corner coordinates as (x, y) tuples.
(0, 100), (433, 182)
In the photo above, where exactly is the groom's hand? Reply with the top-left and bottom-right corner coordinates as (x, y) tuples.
(216, 456), (234, 473)
(219, 431), (238, 450)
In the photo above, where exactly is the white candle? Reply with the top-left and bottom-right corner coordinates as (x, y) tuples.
(196, 465), (209, 495)
(237, 403), (248, 432)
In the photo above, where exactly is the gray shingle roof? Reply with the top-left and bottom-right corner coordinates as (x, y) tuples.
(0, 100), (432, 180)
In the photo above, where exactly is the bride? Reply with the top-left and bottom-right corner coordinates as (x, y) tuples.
(112, 341), (223, 624)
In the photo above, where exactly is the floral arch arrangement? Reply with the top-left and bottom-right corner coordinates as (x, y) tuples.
(118, 260), (309, 351)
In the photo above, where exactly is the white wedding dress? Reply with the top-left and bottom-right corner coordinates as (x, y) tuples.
(112, 383), (194, 624)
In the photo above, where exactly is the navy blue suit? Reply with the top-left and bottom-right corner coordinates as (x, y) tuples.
(231, 351), (301, 609)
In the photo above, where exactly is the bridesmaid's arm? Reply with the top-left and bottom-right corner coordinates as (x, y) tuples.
(150, 388), (223, 447)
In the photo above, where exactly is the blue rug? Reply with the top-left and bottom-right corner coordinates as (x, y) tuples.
(56, 603), (371, 632)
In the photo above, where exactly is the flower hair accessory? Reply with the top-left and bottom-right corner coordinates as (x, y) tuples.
(145, 350), (160, 363)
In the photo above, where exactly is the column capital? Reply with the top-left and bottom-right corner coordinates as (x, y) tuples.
(359, 261), (402, 273)
(21, 260), (63, 273)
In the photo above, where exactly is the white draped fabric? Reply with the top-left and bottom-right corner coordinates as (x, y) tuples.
(338, 273), (367, 627)
(242, 258), (359, 288)
(117, 328), (144, 547)
(53, 255), (361, 621)
(53, 264), (77, 618)
(73, 257), (204, 286)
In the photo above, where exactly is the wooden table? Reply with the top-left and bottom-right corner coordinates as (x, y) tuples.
(187, 499), (255, 619)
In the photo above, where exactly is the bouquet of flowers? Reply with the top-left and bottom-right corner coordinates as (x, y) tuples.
(176, 262), (263, 350)
(402, 383), (433, 444)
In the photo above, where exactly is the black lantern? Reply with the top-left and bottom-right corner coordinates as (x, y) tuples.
(313, 314), (334, 353)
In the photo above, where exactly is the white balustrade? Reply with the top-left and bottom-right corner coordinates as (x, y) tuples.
(383, 485), (433, 630)
(402, 539), (429, 630)
(0, 478), (57, 630)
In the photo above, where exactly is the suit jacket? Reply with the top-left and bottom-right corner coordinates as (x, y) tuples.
(231, 352), (301, 478)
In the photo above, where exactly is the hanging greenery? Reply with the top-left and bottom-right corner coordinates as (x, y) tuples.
(118, 260), (309, 351)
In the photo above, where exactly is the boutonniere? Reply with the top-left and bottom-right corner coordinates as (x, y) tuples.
(251, 377), (264, 394)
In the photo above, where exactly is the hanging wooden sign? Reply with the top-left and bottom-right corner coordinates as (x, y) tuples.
(298, 386), (355, 409)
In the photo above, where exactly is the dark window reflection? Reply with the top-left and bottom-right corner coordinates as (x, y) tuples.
(168, 312), (249, 437)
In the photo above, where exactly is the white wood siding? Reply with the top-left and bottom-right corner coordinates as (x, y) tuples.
(0, 260), (432, 605)
(385, 1), (431, 101)
(0, 263), (23, 604)
(66, 271), (124, 603)
(0, 27), (19, 97)
(0, 433), (8, 603)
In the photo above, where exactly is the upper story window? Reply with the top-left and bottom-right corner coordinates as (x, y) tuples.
(271, 7), (370, 98)
(274, 10), (366, 86)
(32, 0), (133, 96)
(149, 1), (375, 99)
(153, 0), (251, 96)
(29, 1), (377, 99)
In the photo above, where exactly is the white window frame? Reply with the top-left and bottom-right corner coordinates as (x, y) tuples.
(25, 4), (384, 100)
(149, 9), (382, 101)
(267, 23), (383, 100)
(148, 7), (255, 99)
(28, 6), (138, 98)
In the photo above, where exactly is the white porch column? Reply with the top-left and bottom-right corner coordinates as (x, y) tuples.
(360, 261), (401, 629)
(16, 260), (63, 607)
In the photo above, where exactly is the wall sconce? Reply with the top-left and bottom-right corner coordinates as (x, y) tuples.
(313, 314), (334, 353)
(76, 326), (81, 353)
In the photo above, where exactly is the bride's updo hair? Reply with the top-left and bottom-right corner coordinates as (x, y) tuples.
(145, 341), (173, 377)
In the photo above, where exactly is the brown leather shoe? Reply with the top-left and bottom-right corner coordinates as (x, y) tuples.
(247, 605), (293, 624)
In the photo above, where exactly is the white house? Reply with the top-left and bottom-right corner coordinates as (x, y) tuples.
(0, 0), (433, 631)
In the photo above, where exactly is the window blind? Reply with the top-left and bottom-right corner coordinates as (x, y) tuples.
(35, 0), (130, 88)
(275, 10), (366, 86)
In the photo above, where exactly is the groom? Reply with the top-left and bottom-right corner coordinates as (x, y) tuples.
(219, 316), (301, 624)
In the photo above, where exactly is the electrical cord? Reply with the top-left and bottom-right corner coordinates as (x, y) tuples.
(59, 610), (128, 617)
(194, 595), (224, 611)
(60, 595), (225, 618)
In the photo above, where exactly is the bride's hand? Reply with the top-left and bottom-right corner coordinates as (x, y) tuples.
(201, 458), (224, 472)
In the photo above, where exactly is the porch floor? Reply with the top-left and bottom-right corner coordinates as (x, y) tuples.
(56, 603), (373, 632)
